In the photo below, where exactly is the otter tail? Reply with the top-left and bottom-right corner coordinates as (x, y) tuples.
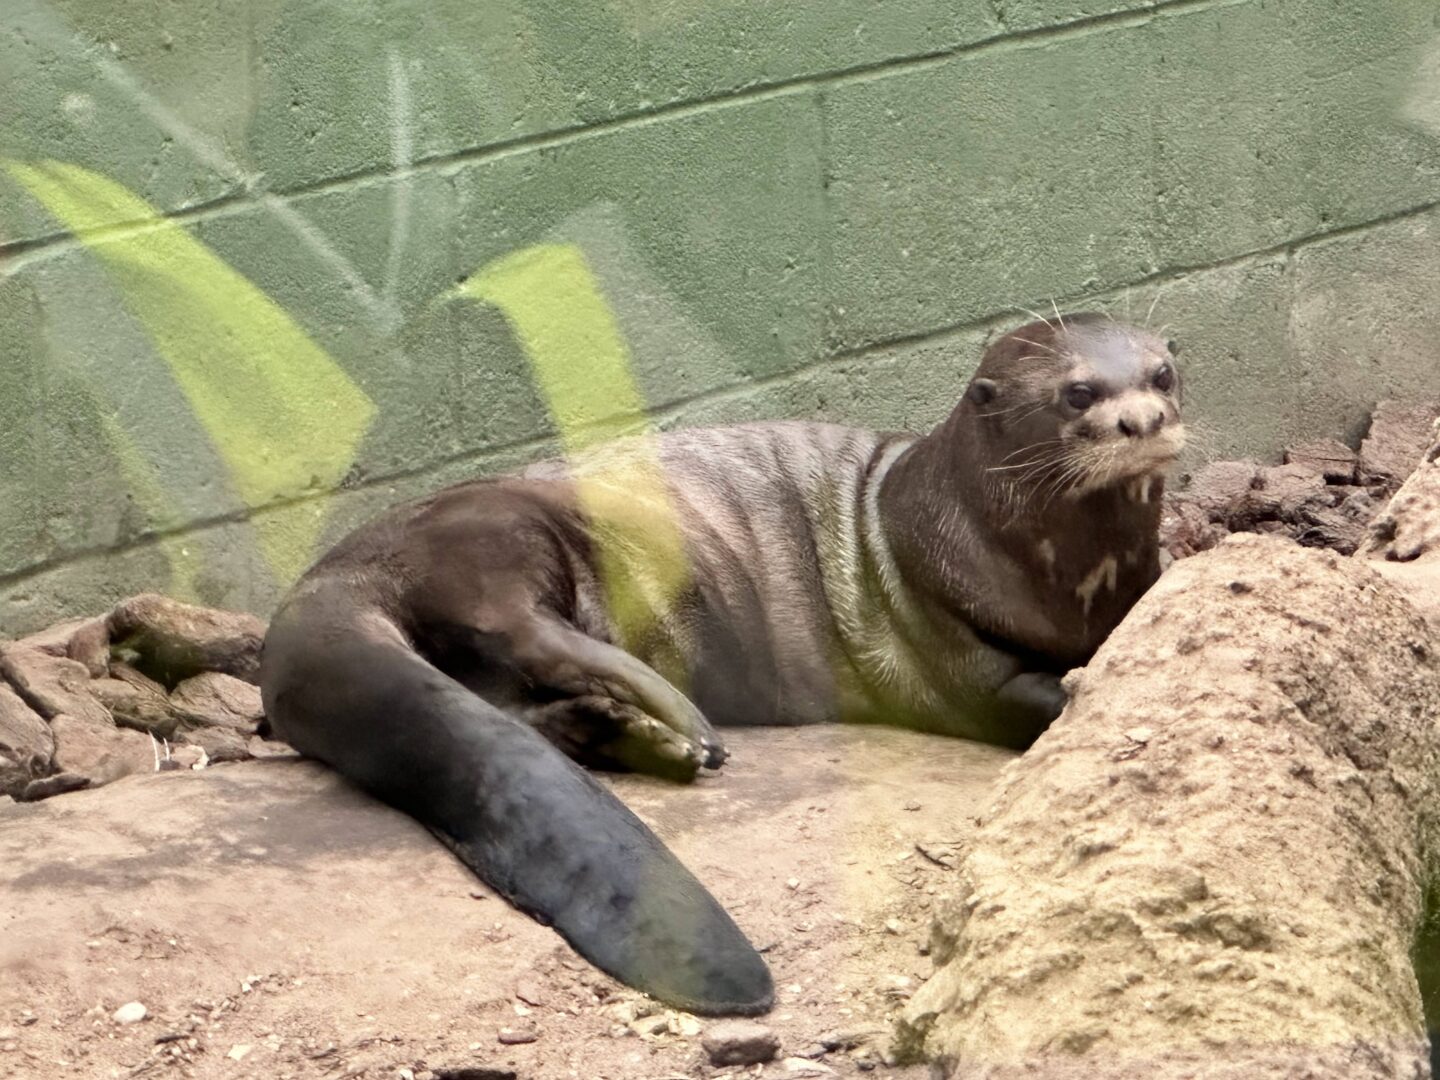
(259, 591), (774, 1015)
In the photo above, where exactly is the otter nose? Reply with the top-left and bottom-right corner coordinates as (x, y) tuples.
(1117, 410), (1165, 438)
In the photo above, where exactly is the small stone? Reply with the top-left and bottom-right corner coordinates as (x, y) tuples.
(50, 712), (156, 787)
(607, 1001), (639, 1025)
(497, 1025), (538, 1045)
(247, 736), (299, 759)
(112, 1002), (147, 1025)
(17, 616), (110, 678)
(108, 594), (266, 687)
(514, 978), (544, 1006)
(628, 1014), (668, 1038)
(169, 745), (206, 770)
(1284, 439), (1357, 484)
(702, 1019), (780, 1067)
(852, 1046), (881, 1070)
(783, 1058), (834, 1075)
(0, 682), (53, 799)
(1124, 727), (1154, 744)
(902, 800), (922, 811)
(1359, 400), (1440, 485)
(1183, 460), (1262, 522)
(226, 1044), (252, 1061)
(0, 647), (111, 728)
(178, 726), (250, 763)
(786, 877), (801, 890)
(883, 919), (902, 935)
(170, 673), (264, 733)
(90, 677), (178, 738)
(1252, 462), (1328, 519)
(676, 1013), (702, 1037)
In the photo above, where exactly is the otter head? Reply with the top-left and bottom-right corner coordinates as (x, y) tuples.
(966, 312), (1185, 504)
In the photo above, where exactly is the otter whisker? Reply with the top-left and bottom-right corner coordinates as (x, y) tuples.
(991, 437), (1069, 465)
(979, 395), (1054, 420)
(987, 446), (1072, 473)
(1040, 452), (1095, 508)
(1144, 285), (1169, 331)
(984, 400), (1053, 427)
(1018, 307), (1058, 332)
(1008, 335), (1059, 357)
(1050, 300), (1069, 334)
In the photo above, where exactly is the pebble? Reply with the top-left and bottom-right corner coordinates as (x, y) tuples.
(497, 1025), (539, 1045)
(883, 918), (902, 935)
(112, 1002), (147, 1025)
(675, 1013), (702, 1037)
(701, 1019), (780, 1067)
(628, 1014), (669, 1037)
(226, 1044), (252, 1061)
(514, 978), (545, 1006)
(783, 1058), (834, 1075)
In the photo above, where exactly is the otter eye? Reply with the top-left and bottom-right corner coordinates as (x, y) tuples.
(1153, 363), (1175, 393)
(1065, 383), (1096, 411)
(1166, 339), (1180, 356)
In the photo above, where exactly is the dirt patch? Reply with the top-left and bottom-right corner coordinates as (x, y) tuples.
(0, 725), (1011, 1080)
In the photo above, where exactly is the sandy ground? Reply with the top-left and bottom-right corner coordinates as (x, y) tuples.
(0, 725), (1012, 1080)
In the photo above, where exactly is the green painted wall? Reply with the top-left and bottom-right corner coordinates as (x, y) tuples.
(2, 0), (1439, 632)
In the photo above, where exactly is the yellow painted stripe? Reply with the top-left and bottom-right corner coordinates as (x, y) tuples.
(453, 244), (690, 652)
(4, 160), (375, 585)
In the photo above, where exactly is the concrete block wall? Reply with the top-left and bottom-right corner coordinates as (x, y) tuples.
(2, 0), (1439, 632)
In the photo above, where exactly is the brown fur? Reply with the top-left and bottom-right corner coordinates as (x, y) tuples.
(258, 312), (1184, 1013)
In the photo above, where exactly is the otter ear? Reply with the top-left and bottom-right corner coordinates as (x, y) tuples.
(968, 378), (998, 406)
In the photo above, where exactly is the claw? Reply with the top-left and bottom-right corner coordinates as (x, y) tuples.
(700, 741), (729, 770)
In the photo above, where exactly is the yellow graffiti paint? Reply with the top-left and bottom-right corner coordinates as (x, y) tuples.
(3, 159), (374, 586)
(451, 244), (690, 654)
